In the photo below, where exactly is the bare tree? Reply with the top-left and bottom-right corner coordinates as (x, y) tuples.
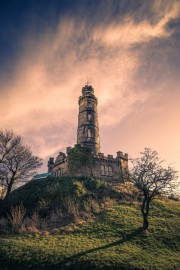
(0, 130), (42, 199)
(129, 148), (178, 231)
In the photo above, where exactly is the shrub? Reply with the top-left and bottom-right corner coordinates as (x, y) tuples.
(62, 196), (80, 219)
(83, 196), (101, 213)
(83, 177), (107, 191)
(0, 217), (9, 232)
(72, 181), (87, 198)
(7, 203), (26, 232)
(168, 193), (179, 201)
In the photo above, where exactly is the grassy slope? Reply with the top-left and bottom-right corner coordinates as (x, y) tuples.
(0, 176), (115, 217)
(0, 198), (180, 270)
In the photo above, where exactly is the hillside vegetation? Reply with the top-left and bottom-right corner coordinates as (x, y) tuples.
(0, 176), (130, 230)
(0, 177), (179, 269)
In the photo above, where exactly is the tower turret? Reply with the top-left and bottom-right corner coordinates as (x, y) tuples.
(77, 84), (100, 155)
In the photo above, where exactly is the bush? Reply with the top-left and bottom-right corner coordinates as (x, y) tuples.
(0, 176), (118, 233)
(72, 181), (87, 198)
(0, 217), (9, 233)
(168, 193), (179, 201)
(7, 203), (26, 232)
(83, 177), (107, 191)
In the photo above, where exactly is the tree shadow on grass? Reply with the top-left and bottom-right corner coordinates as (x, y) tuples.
(0, 228), (143, 270)
(58, 227), (143, 269)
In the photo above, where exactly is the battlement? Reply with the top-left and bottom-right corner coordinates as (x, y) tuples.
(96, 151), (128, 163)
(116, 151), (128, 160)
(66, 147), (128, 162)
(82, 85), (94, 94)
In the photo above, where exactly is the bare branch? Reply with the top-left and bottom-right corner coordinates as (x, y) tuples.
(0, 130), (42, 199)
(129, 148), (178, 231)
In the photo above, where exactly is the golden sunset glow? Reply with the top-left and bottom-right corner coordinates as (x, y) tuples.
(0, 0), (180, 182)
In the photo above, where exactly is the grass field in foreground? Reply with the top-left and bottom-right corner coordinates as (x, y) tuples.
(0, 199), (179, 270)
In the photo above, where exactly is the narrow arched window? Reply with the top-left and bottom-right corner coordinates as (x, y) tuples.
(88, 128), (92, 138)
(101, 165), (105, 175)
(87, 102), (91, 108)
(108, 166), (113, 176)
(101, 165), (113, 176)
(87, 113), (92, 122)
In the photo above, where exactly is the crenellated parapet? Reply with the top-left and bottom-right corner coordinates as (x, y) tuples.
(96, 151), (128, 161)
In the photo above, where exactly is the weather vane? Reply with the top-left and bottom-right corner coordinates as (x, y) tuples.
(85, 77), (91, 85)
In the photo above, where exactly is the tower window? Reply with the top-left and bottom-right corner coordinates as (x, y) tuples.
(87, 128), (92, 138)
(87, 102), (91, 108)
(87, 113), (92, 122)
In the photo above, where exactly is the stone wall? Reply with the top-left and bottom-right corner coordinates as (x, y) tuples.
(48, 149), (128, 182)
(48, 152), (68, 177)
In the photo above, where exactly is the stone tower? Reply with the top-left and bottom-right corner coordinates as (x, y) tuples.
(77, 84), (100, 155)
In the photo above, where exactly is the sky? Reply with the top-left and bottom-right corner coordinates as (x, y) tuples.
(0, 0), (180, 186)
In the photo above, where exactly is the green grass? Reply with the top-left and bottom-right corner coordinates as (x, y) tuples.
(0, 199), (180, 270)
(0, 176), (112, 218)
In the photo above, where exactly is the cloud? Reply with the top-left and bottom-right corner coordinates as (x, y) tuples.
(93, 1), (180, 46)
(0, 1), (180, 175)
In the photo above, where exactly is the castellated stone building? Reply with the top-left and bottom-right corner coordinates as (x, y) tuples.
(48, 84), (128, 181)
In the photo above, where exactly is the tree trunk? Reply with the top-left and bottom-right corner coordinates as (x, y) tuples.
(141, 197), (150, 231)
(142, 214), (149, 231)
(4, 177), (14, 200)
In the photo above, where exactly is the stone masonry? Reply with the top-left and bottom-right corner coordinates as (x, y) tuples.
(48, 84), (128, 181)
(77, 84), (100, 155)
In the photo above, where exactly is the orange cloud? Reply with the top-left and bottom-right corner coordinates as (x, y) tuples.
(0, 4), (180, 180)
(93, 1), (180, 46)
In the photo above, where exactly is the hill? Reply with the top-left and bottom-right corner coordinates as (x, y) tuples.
(0, 177), (179, 269)
(0, 176), (130, 229)
(0, 176), (139, 230)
